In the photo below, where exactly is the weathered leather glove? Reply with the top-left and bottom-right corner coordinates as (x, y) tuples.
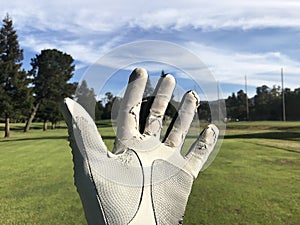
(62, 68), (219, 225)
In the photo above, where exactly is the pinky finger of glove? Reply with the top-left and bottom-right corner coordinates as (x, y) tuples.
(184, 124), (219, 178)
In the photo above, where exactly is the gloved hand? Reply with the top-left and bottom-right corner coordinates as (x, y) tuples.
(62, 68), (219, 225)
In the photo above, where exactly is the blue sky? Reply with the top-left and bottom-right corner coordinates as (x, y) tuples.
(1, 0), (300, 99)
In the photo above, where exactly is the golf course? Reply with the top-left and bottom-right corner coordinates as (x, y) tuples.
(0, 121), (299, 225)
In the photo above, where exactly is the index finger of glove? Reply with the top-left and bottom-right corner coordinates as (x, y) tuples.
(116, 68), (148, 139)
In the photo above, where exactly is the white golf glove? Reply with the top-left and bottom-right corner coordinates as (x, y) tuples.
(62, 68), (219, 225)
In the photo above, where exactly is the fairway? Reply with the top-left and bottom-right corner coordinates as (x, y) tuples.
(0, 121), (299, 224)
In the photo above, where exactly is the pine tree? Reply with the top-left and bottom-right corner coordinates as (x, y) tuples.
(0, 14), (29, 137)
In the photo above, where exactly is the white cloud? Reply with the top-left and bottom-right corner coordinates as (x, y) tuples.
(3, 0), (300, 33)
(20, 33), (124, 65)
(184, 42), (300, 97)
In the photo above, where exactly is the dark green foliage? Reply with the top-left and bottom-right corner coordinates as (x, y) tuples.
(37, 98), (64, 130)
(30, 49), (75, 102)
(95, 100), (104, 121)
(24, 49), (76, 131)
(252, 85), (281, 120)
(284, 88), (300, 121)
(197, 101), (211, 121)
(0, 14), (30, 137)
(226, 90), (250, 121)
(226, 85), (300, 121)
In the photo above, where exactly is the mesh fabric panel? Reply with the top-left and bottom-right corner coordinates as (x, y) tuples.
(74, 116), (144, 224)
(151, 160), (193, 225)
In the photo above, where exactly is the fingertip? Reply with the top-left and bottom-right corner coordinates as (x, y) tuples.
(129, 68), (148, 83)
(63, 97), (76, 114)
(201, 124), (219, 145)
(207, 124), (219, 137)
(162, 73), (176, 86)
(185, 90), (200, 107)
(207, 124), (219, 133)
(64, 97), (72, 105)
(62, 98), (92, 122)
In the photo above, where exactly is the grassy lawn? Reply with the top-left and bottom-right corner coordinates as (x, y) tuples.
(0, 126), (86, 225)
(0, 121), (299, 224)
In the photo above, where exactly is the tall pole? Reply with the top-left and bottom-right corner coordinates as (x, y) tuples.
(245, 75), (249, 120)
(281, 68), (286, 121)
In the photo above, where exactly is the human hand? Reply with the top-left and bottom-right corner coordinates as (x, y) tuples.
(62, 68), (219, 225)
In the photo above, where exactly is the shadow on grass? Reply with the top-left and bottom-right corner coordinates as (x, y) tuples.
(0, 135), (116, 142)
(0, 124), (68, 131)
(0, 136), (68, 142)
(225, 131), (300, 141)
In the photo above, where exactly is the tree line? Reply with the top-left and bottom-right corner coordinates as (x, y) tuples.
(80, 81), (300, 125)
(225, 85), (300, 121)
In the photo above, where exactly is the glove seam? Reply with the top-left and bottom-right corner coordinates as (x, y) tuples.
(150, 160), (159, 225)
(126, 149), (145, 224)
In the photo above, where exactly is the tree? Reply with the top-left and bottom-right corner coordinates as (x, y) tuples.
(197, 101), (211, 121)
(225, 93), (236, 120)
(0, 14), (30, 137)
(102, 92), (116, 119)
(236, 90), (247, 120)
(24, 49), (75, 132)
(251, 85), (282, 120)
(95, 100), (104, 121)
(286, 88), (300, 120)
(75, 80), (96, 118)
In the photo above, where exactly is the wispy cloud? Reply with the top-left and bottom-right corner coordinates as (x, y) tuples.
(4, 1), (299, 45)
(5, 0), (300, 32)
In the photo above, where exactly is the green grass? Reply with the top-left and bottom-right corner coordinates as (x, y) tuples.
(184, 121), (300, 225)
(0, 127), (86, 225)
(0, 121), (299, 224)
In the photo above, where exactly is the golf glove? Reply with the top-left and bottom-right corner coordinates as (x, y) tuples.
(62, 68), (219, 225)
